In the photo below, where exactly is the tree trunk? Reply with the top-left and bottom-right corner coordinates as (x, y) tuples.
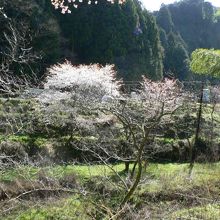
(189, 82), (204, 175)
(124, 161), (130, 173)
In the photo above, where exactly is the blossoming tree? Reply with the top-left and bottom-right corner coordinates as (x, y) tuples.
(40, 61), (121, 104)
(107, 77), (184, 206)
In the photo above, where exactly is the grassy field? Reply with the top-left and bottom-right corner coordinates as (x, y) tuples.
(1, 162), (219, 219)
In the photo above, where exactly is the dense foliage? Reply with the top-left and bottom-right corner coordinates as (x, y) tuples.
(55, 0), (163, 80)
(1, 0), (220, 82)
(190, 48), (220, 77)
(155, 0), (220, 80)
(0, 0), (163, 81)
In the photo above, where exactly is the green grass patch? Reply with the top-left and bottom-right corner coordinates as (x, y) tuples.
(4, 196), (91, 220)
(0, 134), (50, 148)
(169, 204), (220, 220)
(140, 162), (220, 193)
(0, 135), (30, 143)
(0, 163), (126, 183)
(47, 163), (125, 180)
(0, 166), (39, 182)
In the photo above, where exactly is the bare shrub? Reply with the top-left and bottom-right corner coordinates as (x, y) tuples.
(0, 17), (41, 95)
(0, 141), (26, 163)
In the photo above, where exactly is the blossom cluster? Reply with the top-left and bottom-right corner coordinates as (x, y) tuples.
(40, 61), (121, 104)
(141, 77), (183, 111)
(51, 0), (126, 14)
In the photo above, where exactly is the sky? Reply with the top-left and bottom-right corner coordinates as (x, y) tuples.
(141, 0), (220, 11)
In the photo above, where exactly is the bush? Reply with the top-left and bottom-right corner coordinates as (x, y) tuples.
(0, 141), (26, 163)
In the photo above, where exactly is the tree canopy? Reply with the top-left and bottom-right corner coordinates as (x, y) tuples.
(0, 0), (163, 81)
(55, 0), (163, 80)
(1, 0), (220, 82)
(155, 0), (220, 80)
(190, 48), (220, 77)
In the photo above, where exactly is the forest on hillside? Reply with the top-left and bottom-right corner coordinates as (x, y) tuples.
(0, 0), (220, 219)
(155, 0), (220, 79)
(1, 0), (220, 82)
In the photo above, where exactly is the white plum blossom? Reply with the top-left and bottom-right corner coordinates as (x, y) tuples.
(51, 0), (125, 13)
(37, 90), (71, 104)
(41, 61), (121, 104)
(140, 77), (183, 112)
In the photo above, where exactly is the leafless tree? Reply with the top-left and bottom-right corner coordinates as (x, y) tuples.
(0, 9), (41, 96)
